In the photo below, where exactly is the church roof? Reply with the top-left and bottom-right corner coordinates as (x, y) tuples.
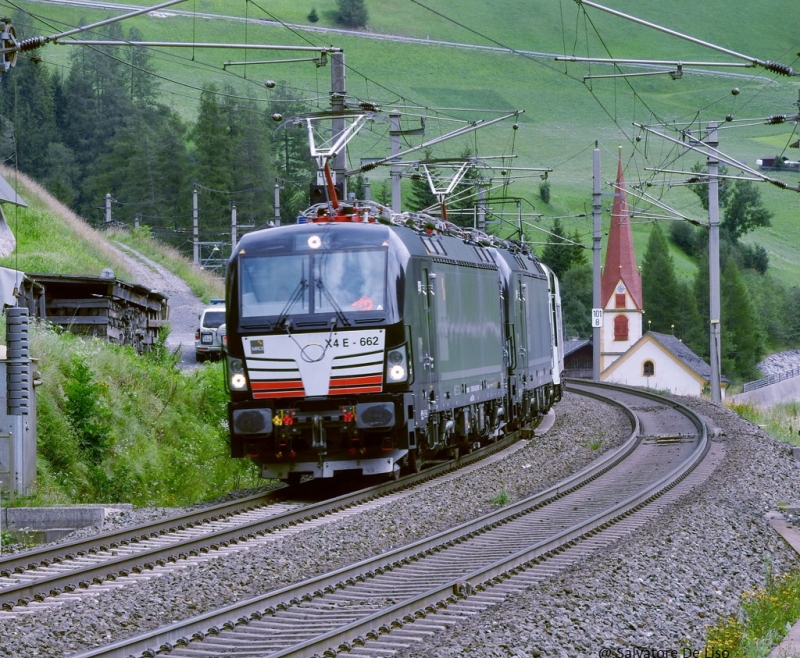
(648, 331), (729, 384)
(601, 151), (642, 309)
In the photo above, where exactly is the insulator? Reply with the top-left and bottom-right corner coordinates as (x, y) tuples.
(18, 36), (46, 52)
(762, 60), (794, 76)
(766, 114), (787, 125)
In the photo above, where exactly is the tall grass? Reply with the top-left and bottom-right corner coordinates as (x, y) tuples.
(727, 401), (800, 446)
(12, 0), (800, 285)
(0, 163), (252, 509)
(27, 322), (258, 507)
(705, 559), (800, 657)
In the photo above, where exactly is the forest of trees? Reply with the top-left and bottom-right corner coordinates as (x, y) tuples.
(0, 24), (317, 255)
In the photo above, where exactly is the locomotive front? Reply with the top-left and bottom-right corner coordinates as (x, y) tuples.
(225, 221), (414, 482)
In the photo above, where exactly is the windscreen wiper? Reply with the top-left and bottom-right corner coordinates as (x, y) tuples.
(275, 278), (308, 330)
(315, 278), (350, 327)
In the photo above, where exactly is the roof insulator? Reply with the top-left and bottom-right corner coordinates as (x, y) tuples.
(762, 60), (794, 76)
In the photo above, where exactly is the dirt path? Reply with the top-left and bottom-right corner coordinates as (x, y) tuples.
(110, 241), (206, 369)
(0, 166), (210, 369)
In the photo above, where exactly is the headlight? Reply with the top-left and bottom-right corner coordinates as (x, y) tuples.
(227, 357), (249, 391)
(385, 346), (409, 383)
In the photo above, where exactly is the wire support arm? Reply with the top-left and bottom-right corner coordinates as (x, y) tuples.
(574, 0), (797, 76)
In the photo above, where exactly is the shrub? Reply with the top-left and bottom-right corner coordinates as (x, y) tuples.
(29, 322), (257, 507)
(539, 180), (551, 204)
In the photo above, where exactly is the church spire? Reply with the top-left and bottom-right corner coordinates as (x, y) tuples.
(601, 148), (642, 309)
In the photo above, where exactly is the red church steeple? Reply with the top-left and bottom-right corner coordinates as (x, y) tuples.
(601, 149), (642, 310)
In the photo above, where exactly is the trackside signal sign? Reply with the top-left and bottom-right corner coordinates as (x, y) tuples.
(591, 308), (603, 328)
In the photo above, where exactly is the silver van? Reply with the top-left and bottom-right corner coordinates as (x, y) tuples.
(195, 302), (226, 362)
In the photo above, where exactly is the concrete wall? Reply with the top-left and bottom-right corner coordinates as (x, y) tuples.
(730, 375), (800, 407)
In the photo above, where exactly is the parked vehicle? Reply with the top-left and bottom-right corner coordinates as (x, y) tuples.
(195, 300), (226, 362)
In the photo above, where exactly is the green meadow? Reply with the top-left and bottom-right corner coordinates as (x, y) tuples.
(6, 0), (800, 284)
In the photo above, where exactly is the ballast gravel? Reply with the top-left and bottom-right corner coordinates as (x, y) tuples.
(1, 391), (799, 657)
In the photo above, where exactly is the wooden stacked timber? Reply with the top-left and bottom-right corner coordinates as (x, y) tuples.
(21, 273), (169, 353)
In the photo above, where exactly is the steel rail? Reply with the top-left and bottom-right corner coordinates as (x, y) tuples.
(71, 384), (662, 658)
(0, 420), (529, 611)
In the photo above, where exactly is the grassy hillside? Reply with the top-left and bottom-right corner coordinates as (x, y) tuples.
(5, 0), (800, 287)
(0, 169), (249, 509)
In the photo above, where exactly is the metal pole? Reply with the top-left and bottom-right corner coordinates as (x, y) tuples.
(331, 52), (346, 200)
(192, 187), (199, 266)
(390, 112), (402, 213)
(274, 181), (281, 226)
(231, 205), (237, 249)
(707, 122), (722, 403)
(592, 145), (602, 381)
(477, 183), (486, 231)
(105, 193), (111, 223)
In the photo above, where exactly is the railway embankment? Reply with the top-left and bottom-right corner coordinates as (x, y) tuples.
(2, 390), (800, 656)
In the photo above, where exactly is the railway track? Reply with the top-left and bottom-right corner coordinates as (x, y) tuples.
(67, 381), (715, 658)
(0, 416), (533, 615)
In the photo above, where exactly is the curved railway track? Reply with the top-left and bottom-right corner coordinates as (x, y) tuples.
(65, 381), (716, 658)
(0, 414), (539, 615)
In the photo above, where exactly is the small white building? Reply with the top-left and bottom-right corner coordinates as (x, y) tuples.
(602, 331), (728, 399)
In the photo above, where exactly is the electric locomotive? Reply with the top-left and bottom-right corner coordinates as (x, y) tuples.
(224, 201), (563, 483)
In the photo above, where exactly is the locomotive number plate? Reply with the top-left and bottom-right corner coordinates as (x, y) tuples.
(324, 334), (382, 350)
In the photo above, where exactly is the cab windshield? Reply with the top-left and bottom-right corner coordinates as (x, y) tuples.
(239, 248), (387, 321)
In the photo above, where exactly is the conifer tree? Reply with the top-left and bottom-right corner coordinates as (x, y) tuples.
(719, 258), (764, 381)
(408, 149), (438, 213)
(268, 86), (318, 222)
(540, 218), (574, 279)
(336, 0), (368, 27)
(560, 263), (592, 339)
(641, 223), (681, 333)
(191, 84), (235, 229)
(694, 252), (765, 382)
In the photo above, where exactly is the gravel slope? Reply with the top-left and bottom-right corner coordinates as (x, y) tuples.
(1, 392), (799, 657)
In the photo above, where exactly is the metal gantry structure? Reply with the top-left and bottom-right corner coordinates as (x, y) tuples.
(2, 0), (799, 405)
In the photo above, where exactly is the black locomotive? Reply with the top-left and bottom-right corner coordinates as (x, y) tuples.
(224, 201), (564, 483)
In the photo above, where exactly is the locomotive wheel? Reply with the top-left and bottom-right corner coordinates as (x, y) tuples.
(408, 448), (422, 474)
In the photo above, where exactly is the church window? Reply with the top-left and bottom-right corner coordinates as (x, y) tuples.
(613, 315), (629, 341)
